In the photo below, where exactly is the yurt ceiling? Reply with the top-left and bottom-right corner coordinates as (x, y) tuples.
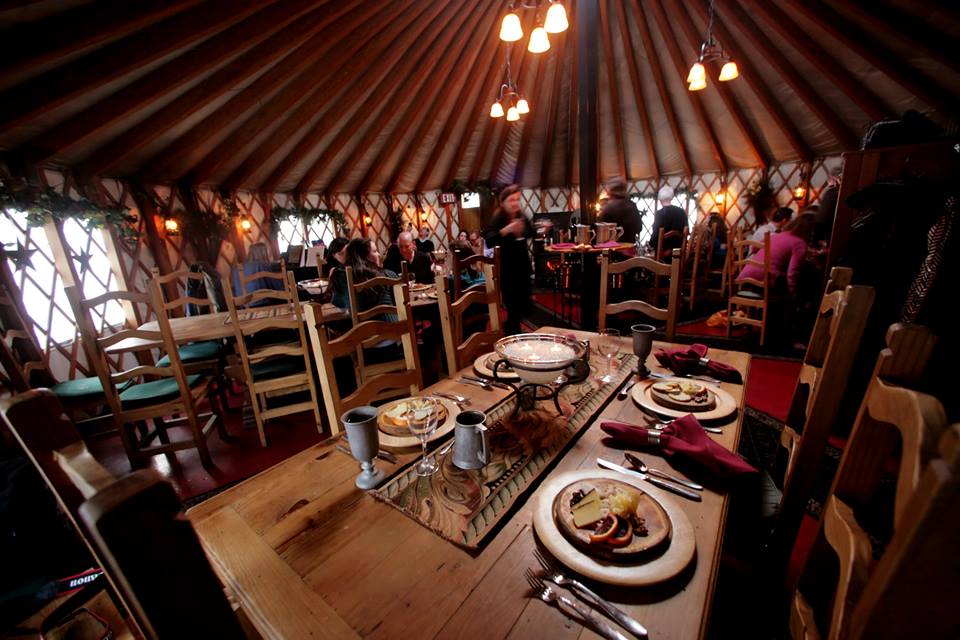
(0, 0), (958, 194)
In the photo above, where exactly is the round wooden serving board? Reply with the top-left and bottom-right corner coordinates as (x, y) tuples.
(552, 478), (671, 560)
(632, 378), (737, 421)
(649, 382), (717, 413)
(376, 397), (458, 451)
(472, 352), (521, 381)
(533, 470), (696, 586)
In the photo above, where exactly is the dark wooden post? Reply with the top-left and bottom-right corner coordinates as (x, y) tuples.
(577, 0), (599, 224)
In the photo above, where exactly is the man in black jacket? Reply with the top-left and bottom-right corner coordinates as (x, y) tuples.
(598, 178), (641, 243)
(384, 231), (434, 284)
(649, 185), (688, 251)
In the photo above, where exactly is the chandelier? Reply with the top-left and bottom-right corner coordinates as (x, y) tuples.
(499, 1), (568, 54)
(687, 0), (738, 91)
(489, 57), (529, 121)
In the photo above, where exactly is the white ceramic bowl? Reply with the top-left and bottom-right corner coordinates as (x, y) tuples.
(494, 334), (585, 385)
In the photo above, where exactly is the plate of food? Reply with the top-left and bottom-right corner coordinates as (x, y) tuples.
(472, 352), (521, 381)
(532, 470), (696, 586)
(409, 282), (432, 292)
(376, 396), (457, 450)
(631, 377), (737, 421)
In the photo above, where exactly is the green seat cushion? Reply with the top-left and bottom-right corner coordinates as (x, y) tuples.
(250, 356), (305, 382)
(156, 340), (223, 366)
(119, 374), (205, 409)
(734, 289), (763, 300)
(51, 376), (111, 402)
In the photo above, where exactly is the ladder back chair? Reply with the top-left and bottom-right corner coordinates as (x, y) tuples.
(789, 323), (948, 640)
(345, 265), (408, 383)
(685, 223), (712, 311)
(598, 248), (681, 340)
(436, 248), (503, 375)
(224, 270), (321, 447)
(451, 246), (496, 300)
(306, 283), (422, 436)
(652, 229), (687, 305)
(66, 285), (224, 468)
(727, 231), (771, 345)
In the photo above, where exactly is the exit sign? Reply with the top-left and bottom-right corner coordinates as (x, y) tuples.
(440, 192), (456, 204)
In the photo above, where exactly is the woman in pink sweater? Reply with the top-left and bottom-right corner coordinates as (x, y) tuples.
(737, 213), (815, 295)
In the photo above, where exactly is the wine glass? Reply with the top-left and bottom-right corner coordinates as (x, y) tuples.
(631, 324), (656, 377)
(406, 398), (441, 476)
(595, 329), (621, 383)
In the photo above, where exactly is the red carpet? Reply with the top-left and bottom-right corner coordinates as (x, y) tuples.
(532, 292), (580, 325)
(677, 318), (749, 338)
(745, 357), (802, 423)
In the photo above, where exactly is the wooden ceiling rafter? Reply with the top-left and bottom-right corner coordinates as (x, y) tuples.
(564, 31), (578, 190)
(631, 1), (692, 178)
(0, 0), (273, 135)
(513, 34), (560, 186)
(0, 0), (202, 81)
(139, 1), (374, 184)
(598, 0), (627, 181)
(613, 0), (658, 181)
(483, 46), (536, 184)
(16, 0), (328, 167)
(668, 0), (768, 169)
(689, 0), (812, 163)
(360, 0), (501, 195)
(741, 0), (892, 122)
(648, 0), (728, 173)
(258, 0), (437, 193)
(783, 0), (956, 114)
(296, 1), (461, 193)
(538, 14), (571, 188)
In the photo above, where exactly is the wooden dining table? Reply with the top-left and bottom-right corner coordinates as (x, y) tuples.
(187, 328), (750, 639)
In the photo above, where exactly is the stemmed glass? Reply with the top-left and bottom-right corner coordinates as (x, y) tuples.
(595, 329), (621, 384)
(406, 397), (441, 476)
(431, 249), (448, 277)
(631, 324), (656, 377)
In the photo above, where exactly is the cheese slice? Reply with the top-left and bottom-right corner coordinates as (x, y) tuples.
(571, 489), (603, 528)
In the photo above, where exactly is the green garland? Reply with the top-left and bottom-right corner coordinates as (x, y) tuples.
(0, 177), (137, 238)
(272, 205), (347, 235)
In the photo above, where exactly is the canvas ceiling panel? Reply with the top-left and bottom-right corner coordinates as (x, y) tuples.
(596, 36), (620, 184)
(493, 116), (524, 186)
(726, 80), (795, 164)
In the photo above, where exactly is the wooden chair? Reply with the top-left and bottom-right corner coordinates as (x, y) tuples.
(651, 229), (687, 304)
(306, 282), (422, 436)
(451, 246), (497, 300)
(66, 285), (224, 468)
(0, 390), (248, 639)
(345, 265), (408, 384)
(598, 248), (681, 340)
(789, 323), (949, 640)
(436, 248), (503, 375)
(224, 270), (322, 447)
(685, 223), (712, 311)
(727, 232), (771, 345)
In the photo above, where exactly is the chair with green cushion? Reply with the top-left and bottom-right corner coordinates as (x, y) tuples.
(66, 285), (226, 469)
(224, 270), (321, 447)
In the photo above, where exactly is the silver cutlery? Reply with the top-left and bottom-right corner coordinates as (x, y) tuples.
(647, 419), (723, 435)
(597, 458), (702, 501)
(434, 391), (470, 408)
(624, 452), (703, 491)
(648, 371), (721, 386)
(457, 377), (494, 391)
(435, 439), (454, 457)
(462, 374), (512, 390)
(617, 378), (637, 401)
(335, 442), (398, 464)
(524, 569), (631, 640)
(534, 549), (648, 639)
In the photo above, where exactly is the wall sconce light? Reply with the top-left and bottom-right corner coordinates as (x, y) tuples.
(793, 185), (807, 201)
(363, 214), (373, 225)
(419, 211), (428, 222)
(239, 216), (253, 232)
(714, 192), (726, 205)
(163, 216), (179, 234)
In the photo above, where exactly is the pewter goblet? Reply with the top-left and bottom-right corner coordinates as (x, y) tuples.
(631, 324), (656, 377)
(341, 406), (385, 489)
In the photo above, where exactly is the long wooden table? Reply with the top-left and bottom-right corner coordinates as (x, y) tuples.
(187, 328), (750, 639)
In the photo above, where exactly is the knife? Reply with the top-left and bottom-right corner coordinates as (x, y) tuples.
(617, 378), (637, 401)
(623, 452), (704, 491)
(462, 374), (512, 390)
(457, 377), (494, 391)
(597, 458), (702, 501)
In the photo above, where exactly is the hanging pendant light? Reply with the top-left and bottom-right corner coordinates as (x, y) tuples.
(506, 106), (520, 121)
(688, 77), (707, 91)
(499, 13), (523, 42)
(718, 61), (739, 81)
(544, 3), (569, 33)
(686, 62), (706, 84)
(516, 98), (530, 114)
(686, 0), (738, 91)
(490, 101), (505, 118)
(528, 27), (550, 53)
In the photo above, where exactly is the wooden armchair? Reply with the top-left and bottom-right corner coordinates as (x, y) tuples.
(789, 323), (949, 639)
(345, 265), (407, 383)
(436, 248), (502, 375)
(306, 282), (422, 436)
(224, 270), (322, 447)
(727, 232), (771, 345)
(598, 248), (681, 340)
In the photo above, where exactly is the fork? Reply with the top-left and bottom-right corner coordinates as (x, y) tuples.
(433, 392), (470, 408)
(533, 549), (648, 638)
(524, 569), (631, 640)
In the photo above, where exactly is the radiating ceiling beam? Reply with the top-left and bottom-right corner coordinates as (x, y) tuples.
(485, 48), (538, 185)
(835, 0), (956, 70)
(613, 0), (658, 181)
(564, 33), (578, 189)
(578, 0), (600, 221)
(538, 16), (572, 188)
(598, 0), (627, 181)
(513, 41), (558, 185)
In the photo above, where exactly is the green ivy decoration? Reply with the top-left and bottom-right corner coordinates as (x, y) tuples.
(272, 205), (347, 235)
(0, 176), (138, 238)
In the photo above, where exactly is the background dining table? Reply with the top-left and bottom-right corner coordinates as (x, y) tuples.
(186, 328), (750, 639)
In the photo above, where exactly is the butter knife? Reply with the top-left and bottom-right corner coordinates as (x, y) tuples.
(617, 378), (637, 401)
(463, 374), (512, 390)
(597, 458), (702, 501)
(624, 452), (704, 491)
(457, 377), (494, 391)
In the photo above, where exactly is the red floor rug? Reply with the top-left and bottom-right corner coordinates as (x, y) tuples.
(532, 291), (580, 325)
(677, 317), (750, 338)
(745, 357), (802, 423)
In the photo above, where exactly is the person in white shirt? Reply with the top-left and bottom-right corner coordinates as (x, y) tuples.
(751, 207), (793, 242)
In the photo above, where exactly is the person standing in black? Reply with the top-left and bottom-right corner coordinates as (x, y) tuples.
(648, 185), (688, 251)
(483, 184), (534, 335)
(415, 226), (435, 254)
(598, 178), (641, 243)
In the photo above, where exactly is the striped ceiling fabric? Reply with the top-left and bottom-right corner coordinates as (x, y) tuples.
(0, 0), (958, 194)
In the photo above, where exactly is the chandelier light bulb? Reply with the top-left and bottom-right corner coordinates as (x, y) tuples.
(687, 62), (706, 84)
(544, 3), (569, 34)
(516, 98), (530, 114)
(528, 27), (550, 53)
(718, 60), (739, 81)
(688, 77), (707, 91)
(490, 101), (505, 118)
(506, 106), (520, 121)
(499, 13), (523, 42)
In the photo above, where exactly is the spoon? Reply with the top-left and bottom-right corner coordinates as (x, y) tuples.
(624, 452), (703, 491)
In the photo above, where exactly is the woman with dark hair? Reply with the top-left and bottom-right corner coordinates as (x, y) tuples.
(737, 212), (816, 297)
(320, 237), (349, 277)
(483, 184), (534, 334)
(329, 238), (395, 312)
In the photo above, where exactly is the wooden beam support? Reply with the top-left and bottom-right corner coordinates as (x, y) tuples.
(632, 1), (693, 178)
(295, 1), (459, 194)
(647, 0), (726, 173)
(0, 0), (272, 135)
(614, 0), (658, 181)
(668, 0), (767, 169)
(578, 0), (600, 222)
(538, 12), (572, 189)
(598, 0), (628, 181)
(564, 36), (578, 190)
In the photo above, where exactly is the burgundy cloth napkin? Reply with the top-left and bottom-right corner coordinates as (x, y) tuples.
(654, 343), (743, 384)
(594, 240), (622, 249)
(550, 242), (576, 249)
(601, 415), (757, 478)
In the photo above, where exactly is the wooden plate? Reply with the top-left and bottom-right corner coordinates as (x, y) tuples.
(649, 381), (717, 413)
(532, 470), (696, 586)
(376, 397), (457, 450)
(552, 478), (671, 561)
(472, 352), (521, 381)
(631, 378), (737, 422)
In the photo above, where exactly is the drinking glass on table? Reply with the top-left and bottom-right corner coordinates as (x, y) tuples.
(595, 329), (621, 383)
(406, 398), (441, 476)
(631, 324), (656, 377)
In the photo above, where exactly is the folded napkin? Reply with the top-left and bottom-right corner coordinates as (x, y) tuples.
(653, 343), (743, 384)
(601, 415), (757, 479)
(550, 242), (576, 249)
(594, 240), (623, 249)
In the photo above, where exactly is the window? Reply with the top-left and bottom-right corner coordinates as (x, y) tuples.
(630, 190), (700, 246)
(460, 192), (480, 209)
